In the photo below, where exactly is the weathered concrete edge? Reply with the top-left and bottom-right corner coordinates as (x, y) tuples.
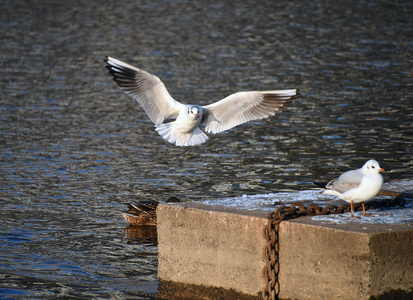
(157, 201), (413, 299)
(159, 200), (413, 235)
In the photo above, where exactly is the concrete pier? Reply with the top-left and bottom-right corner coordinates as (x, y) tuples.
(157, 201), (413, 300)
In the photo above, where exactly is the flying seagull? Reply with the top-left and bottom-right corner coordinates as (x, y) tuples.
(320, 159), (384, 217)
(104, 56), (298, 146)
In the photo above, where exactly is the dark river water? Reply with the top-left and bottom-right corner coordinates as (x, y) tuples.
(1, 0), (412, 298)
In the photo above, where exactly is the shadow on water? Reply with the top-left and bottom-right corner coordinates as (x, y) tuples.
(1, 0), (412, 298)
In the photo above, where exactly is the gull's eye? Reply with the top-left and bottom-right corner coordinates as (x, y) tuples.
(371, 165), (375, 168)
(190, 107), (199, 115)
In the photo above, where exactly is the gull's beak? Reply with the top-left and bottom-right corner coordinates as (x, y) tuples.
(379, 168), (385, 173)
(195, 114), (199, 117)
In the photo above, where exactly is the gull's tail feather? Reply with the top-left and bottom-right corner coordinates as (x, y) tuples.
(155, 123), (175, 144)
(155, 123), (208, 146)
(187, 127), (209, 146)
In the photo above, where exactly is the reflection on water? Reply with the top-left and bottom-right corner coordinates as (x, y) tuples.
(125, 226), (158, 244)
(1, 0), (412, 298)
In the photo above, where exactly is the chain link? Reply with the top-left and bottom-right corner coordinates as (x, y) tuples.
(262, 196), (407, 300)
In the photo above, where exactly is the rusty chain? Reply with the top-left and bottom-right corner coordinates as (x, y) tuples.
(262, 196), (407, 300)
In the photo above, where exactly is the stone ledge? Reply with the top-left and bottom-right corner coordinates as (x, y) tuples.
(157, 202), (413, 300)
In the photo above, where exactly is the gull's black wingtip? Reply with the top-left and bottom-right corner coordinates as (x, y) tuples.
(313, 181), (327, 189)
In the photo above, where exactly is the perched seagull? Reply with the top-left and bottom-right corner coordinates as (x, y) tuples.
(321, 159), (384, 218)
(104, 56), (298, 146)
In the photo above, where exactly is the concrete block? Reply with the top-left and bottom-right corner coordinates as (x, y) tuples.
(157, 202), (267, 298)
(157, 202), (413, 299)
(278, 219), (413, 299)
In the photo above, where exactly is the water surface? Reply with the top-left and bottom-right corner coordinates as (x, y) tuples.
(1, 0), (412, 298)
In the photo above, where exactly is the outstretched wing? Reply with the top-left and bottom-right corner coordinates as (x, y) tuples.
(201, 89), (297, 133)
(105, 56), (183, 125)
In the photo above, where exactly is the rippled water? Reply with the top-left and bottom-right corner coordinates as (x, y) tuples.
(1, 0), (412, 298)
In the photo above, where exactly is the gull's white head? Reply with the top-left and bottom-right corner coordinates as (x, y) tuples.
(362, 159), (384, 174)
(187, 106), (201, 121)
